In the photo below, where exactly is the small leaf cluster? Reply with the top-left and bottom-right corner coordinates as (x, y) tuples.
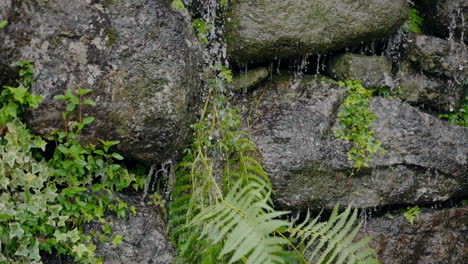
(0, 60), (42, 125)
(404, 7), (423, 34)
(0, 61), (145, 263)
(404, 206), (421, 225)
(335, 80), (384, 170)
(192, 18), (211, 44)
(439, 98), (468, 127)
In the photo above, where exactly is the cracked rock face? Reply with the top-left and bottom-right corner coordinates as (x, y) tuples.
(237, 75), (468, 210)
(0, 0), (204, 164)
(359, 206), (468, 264)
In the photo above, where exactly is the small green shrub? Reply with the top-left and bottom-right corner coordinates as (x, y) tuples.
(0, 61), (145, 263)
(335, 80), (384, 170)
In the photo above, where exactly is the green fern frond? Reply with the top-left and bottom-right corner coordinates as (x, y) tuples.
(192, 180), (290, 264)
(289, 205), (379, 264)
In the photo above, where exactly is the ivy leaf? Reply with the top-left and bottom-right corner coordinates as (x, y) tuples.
(112, 235), (124, 246)
(15, 243), (29, 257)
(54, 230), (68, 242)
(4, 101), (19, 118)
(72, 243), (88, 258)
(102, 224), (112, 234)
(9, 222), (24, 239)
(68, 228), (80, 243)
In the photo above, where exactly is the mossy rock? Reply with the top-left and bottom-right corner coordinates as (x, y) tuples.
(225, 0), (409, 63)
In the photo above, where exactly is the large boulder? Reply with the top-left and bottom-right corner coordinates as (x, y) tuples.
(237, 75), (468, 210)
(416, 0), (468, 43)
(224, 0), (408, 63)
(0, 0), (204, 163)
(359, 206), (468, 264)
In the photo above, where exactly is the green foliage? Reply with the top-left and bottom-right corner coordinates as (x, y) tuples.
(405, 8), (423, 34)
(335, 80), (384, 170)
(169, 72), (380, 263)
(0, 20), (7, 29)
(0, 61), (145, 263)
(290, 205), (379, 264)
(439, 99), (468, 127)
(0, 60), (42, 125)
(171, 0), (185, 10)
(404, 206), (421, 225)
(192, 18), (211, 44)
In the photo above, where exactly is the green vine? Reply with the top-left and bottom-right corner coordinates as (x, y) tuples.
(0, 61), (145, 263)
(335, 80), (384, 171)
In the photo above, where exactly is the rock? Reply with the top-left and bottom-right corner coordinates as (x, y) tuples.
(228, 67), (269, 91)
(0, 0), (204, 164)
(327, 54), (393, 89)
(42, 195), (174, 264)
(359, 206), (468, 264)
(406, 35), (467, 82)
(86, 195), (174, 264)
(416, 0), (468, 43)
(396, 63), (463, 112)
(237, 75), (468, 210)
(224, 0), (408, 63)
(0, 0), (10, 22)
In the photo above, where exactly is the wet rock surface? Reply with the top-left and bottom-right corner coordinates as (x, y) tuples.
(396, 62), (463, 113)
(359, 206), (468, 264)
(229, 67), (269, 91)
(405, 34), (467, 82)
(238, 76), (468, 210)
(225, 0), (408, 63)
(0, 0), (204, 164)
(327, 54), (393, 89)
(42, 195), (174, 264)
(416, 0), (468, 44)
(86, 195), (174, 264)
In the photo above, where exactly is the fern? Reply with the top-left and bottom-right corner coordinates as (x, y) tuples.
(192, 180), (290, 264)
(168, 70), (380, 263)
(405, 7), (423, 33)
(289, 205), (379, 264)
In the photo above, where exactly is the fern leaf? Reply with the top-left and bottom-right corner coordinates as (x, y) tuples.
(290, 205), (380, 264)
(191, 180), (290, 264)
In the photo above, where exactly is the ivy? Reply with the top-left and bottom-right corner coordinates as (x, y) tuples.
(0, 61), (145, 263)
(335, 80), (385, 171)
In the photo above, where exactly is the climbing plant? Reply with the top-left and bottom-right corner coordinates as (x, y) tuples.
(0, 61), (145, 263)
(335, 80), (384, 171)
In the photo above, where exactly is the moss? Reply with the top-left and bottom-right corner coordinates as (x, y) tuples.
(107, 28), (117, 46)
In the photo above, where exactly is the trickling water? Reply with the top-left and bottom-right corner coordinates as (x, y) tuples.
(384, 28), (405, 64)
